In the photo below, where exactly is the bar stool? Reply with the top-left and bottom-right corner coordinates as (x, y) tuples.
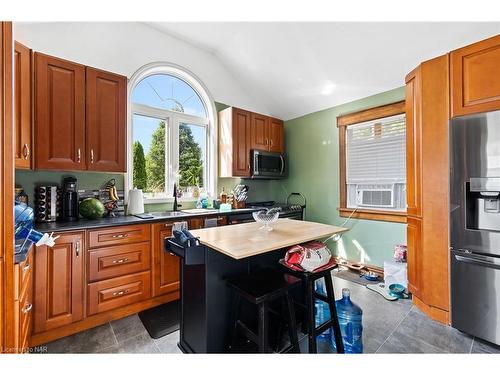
(227, 268), (301, 353)
(281, 263), (345, 354)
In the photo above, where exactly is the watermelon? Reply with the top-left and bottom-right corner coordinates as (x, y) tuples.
(79, 198), (105, 220)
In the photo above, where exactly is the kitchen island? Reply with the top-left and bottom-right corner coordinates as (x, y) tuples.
(170, 218), (348, 353)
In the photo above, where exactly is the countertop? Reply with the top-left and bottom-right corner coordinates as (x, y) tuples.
(34, 208), (260, 233)
(189, 218), (348, 260)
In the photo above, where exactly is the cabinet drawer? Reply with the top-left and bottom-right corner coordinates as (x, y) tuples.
(87, 271), (151, 315)
(88, 224), (150, 248)
(14, 250), (33, 300)
(88, 242), (151, 282)
(18, 269), (33, 352)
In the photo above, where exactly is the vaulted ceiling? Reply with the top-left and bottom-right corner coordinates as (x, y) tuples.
(148, 22), (500, 120)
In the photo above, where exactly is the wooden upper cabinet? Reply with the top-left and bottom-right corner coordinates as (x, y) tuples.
(86, 67), (127, 172)
(34, 53), (86, 170)
(451, 34), (500, 117)
(151, 222), (180, 297)
(251, 112), (269, 151)
(14, 42), (32, 169)
(219, 107), (251, 178)
(405, 67), (422, 218)
(219, 107), (284, 178)
(269, 117), (284, 153)
(33, 231), (85, 333)
(233, 108), (251, 176)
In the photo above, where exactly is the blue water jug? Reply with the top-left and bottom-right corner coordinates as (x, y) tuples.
(314, 279), (331, 341)
(330, 288), (363, 353)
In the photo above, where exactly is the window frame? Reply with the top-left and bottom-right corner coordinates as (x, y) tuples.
(126, 62), (217, 204)
(337, 101), (407, 223)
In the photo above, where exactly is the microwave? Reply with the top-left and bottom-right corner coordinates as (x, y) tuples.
(251, 150), (286, 179)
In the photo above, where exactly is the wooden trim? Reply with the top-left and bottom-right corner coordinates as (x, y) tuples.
(338, 125), (347, 209)
(1, 22), (15, 353)
(338, 208), (407, 223)
(333, 256), (384, 278)
(337, 100), (407, 224)
(412, 294), (449, 325)
(30, 291), (179, 347)
(337, 100), (405, 127)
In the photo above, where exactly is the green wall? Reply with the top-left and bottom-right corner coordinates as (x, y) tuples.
(281, 87), (406, 267)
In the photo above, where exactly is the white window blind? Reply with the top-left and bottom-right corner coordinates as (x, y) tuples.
(346, 113), (406, 184)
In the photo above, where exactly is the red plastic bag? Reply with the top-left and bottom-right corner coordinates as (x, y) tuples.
(283, 241), (336, 273)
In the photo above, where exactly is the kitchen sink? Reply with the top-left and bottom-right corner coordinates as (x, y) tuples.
(149, 211), (188, 218)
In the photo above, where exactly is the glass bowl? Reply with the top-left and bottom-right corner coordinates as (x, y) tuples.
(252, 209), (279, 231)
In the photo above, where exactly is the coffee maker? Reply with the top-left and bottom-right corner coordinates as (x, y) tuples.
(62, 177), (79, 221)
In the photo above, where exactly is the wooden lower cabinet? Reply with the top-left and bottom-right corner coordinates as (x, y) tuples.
(30, 218), (228, 345)
(33, 231), (85, 334)
(189, 217), (204, 230)
(152, 222), (180, 297)
(406, 216), (422, 296)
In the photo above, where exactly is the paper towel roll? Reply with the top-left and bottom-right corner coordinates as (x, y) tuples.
(127, 189), (144, 215)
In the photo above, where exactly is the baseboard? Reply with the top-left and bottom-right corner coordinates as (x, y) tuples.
(333, 256), (385, 278)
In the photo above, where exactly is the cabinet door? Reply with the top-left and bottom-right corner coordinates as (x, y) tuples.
(152, 223), (180, 297)
(86, 67), (127, 172)
(250, 112), (269, 151)
(451, 34), (500, 117)
(0, 258), (3, 353)
(34, 231), (85, 333)
(189, 217), (204, 230)
(407, 217), (422, 298)
(232, 108), (251, 177)
(405, 68), (422, 217)
(34, 53), (86, 170)
(269, 117), (285, 153)
(14, 42), (32, 169)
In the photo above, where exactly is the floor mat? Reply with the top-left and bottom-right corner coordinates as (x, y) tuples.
(333, 269), (380, 286)
(138, 300), (180, 339)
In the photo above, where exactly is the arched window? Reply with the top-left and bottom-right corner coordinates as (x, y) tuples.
(128, 62), (216, 202)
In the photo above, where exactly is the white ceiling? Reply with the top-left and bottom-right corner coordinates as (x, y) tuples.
(148, 22), (500, 120)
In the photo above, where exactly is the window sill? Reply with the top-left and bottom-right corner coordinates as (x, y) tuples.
(338, 207), (407, 223)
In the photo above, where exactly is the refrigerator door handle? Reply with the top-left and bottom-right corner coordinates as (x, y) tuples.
(454, 253), (500, 270)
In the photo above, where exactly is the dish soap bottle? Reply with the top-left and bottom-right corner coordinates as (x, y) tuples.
(220, 187), (227, 204)
(330, 288), (363, 353)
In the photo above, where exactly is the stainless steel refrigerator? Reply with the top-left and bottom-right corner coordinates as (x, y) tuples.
(450, 110), (500, 345)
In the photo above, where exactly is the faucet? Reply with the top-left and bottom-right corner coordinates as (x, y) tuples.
(173, 183), (182, 211)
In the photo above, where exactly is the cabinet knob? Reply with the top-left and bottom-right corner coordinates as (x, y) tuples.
(111, 233), (129, 239)
(90, 149), (95, 163)
(112, 289), (129, 297)
(23, 144), (30, 159)
(112, 258), (129, 264)
(77, 148), (81, 163)
(75, 241), (80, 257)
(22, 303), (33, 314)
(22, 263), (30, 273)
(270, 139), (273, 147)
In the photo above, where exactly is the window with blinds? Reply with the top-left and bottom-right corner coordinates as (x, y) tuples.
(345, 113), (406, 211)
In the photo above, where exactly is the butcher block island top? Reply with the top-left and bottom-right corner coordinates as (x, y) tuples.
(189, 218), (349, 259)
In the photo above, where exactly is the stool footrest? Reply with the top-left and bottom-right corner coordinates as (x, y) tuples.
(236, 320), (259, 343)
(313, 292), (331, 303)
(314, 319), (335, 337)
